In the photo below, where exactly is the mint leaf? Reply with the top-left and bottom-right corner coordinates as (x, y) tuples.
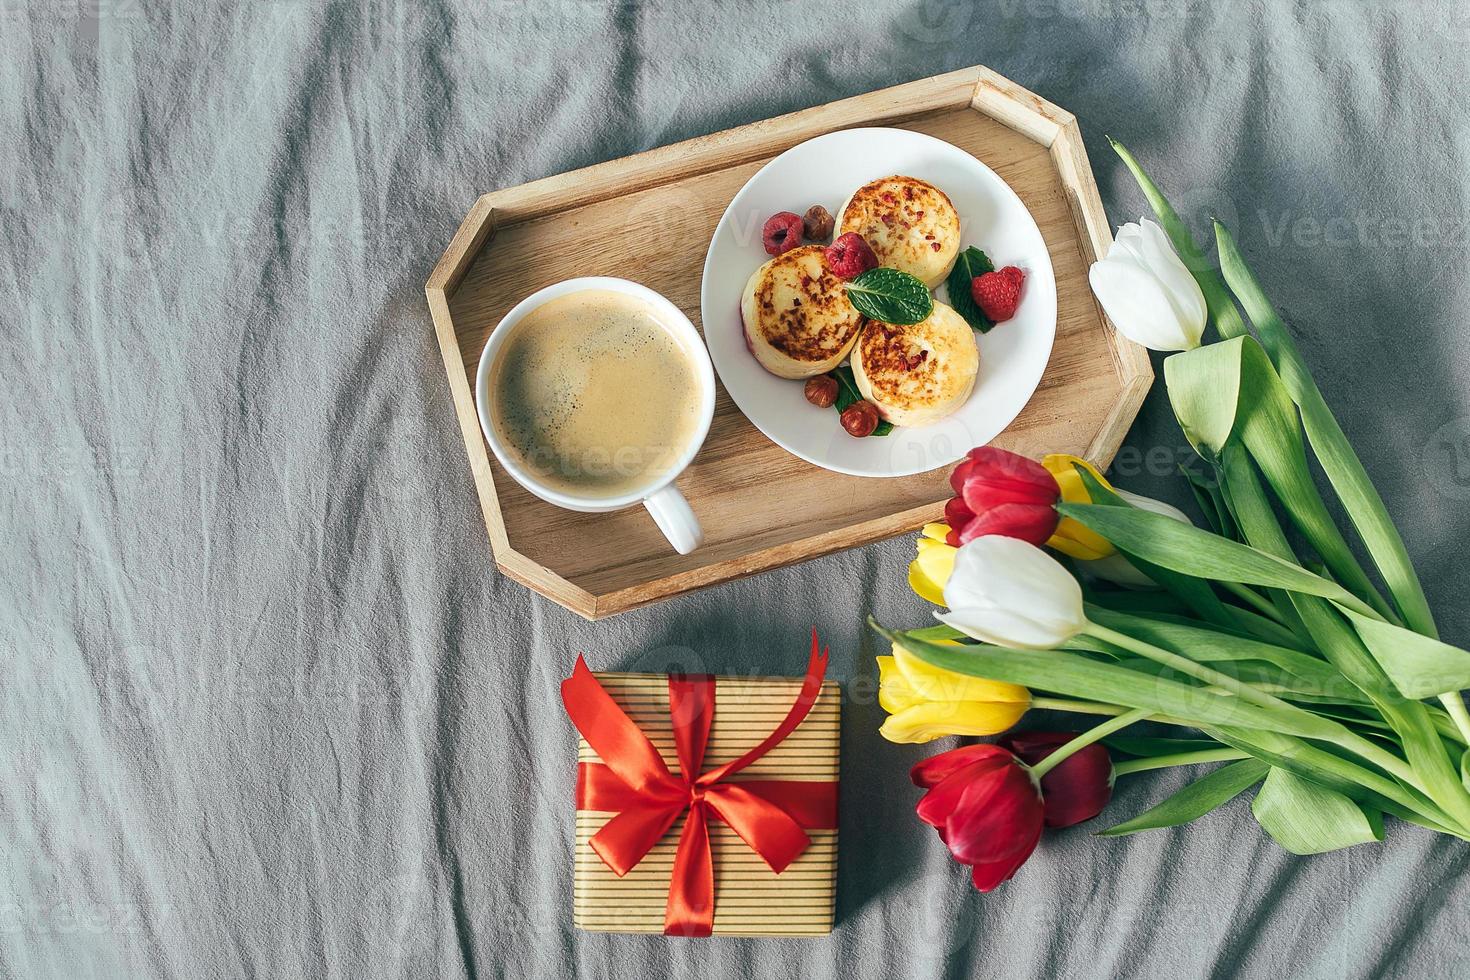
(845, 267), (933, 325)
(833, 365), (863, 413)
(947, 246), (995, 332)
(831, 365), (893, 437)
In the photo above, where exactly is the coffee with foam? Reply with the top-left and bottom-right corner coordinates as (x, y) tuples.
(490, 289), (704, 499)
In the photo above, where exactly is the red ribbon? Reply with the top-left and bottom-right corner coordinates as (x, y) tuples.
(561, 630), (837, 936)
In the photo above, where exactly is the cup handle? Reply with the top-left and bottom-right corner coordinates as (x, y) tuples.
(643, 484), (703, 555)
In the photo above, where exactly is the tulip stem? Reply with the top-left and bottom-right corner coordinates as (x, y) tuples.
(1029, 697), (1202, 730)
(1030, 696), (1132, 716)
(1112, 748), (1251, 776)
(1218, 581), (1287, 625)
(1029, 707), (1152, 780)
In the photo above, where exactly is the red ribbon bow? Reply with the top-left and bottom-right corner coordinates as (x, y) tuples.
(561, 630), (837, 936)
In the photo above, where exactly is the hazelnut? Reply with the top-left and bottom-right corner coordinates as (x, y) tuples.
(840, 400), (880, 437)
(803, 204), (835, 242)
(804, 375), (839, 408)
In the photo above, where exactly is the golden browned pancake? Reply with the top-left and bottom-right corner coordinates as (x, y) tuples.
(851, 301), (978, 426)
(740, 245), (866, 379)
(835, 176), (962, 286)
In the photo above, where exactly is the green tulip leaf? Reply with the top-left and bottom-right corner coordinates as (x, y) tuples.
(1214, 221), (1436, 637)
(1212, 223), (1470, 832)
(1103, 736), (1224, 757)
(1185, 478), (1225, 535)
(1181, 464), (1238, 541)
(1081, 587), (1192, 618)
(1164, 341), (1248, 454)
(1166, 335), (1395, 619)
(1085, 606), (1363, 703)
(1216, 450), (1470, 833)
(1335, 603), (1470, 699)
(1104, 654), (1366, 708)
(1098, 759), (1268, 837)
(1205, 727), (1454, 834)
(1070, 466), (1257, 637)
(1055, 500), (1370, 614)
(1250, 768), (1385, 855)
(902, 623), (967, 643)
(1297, 596), (1470, 830)
(1125, 606), (1313, 655)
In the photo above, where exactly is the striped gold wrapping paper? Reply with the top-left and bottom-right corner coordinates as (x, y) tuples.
(573, 671), (841, 937)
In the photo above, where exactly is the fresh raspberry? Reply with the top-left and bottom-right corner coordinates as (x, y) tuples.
(762, 211), (805, 256)
(824, 232), (878, 280)
(971, 266), (1025, 322)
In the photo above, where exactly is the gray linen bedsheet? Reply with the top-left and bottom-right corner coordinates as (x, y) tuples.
(5, 1), (1470, 977)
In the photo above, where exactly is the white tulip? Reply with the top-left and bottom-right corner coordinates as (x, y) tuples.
(1088, 218), (1207, 351)
(1081, 490), (1195, 588)
(938, 536), (1087, 649)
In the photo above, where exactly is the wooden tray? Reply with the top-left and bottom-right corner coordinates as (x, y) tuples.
(425, 65), (1150, 620)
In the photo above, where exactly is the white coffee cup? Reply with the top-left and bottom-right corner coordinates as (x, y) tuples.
(474, 277), (715, 555)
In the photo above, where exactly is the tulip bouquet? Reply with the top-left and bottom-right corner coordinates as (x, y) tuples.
(872, 141), (1470, 890)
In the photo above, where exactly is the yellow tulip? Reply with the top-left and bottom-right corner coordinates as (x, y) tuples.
(907, 523), (957, 605)
(1041, 454), (1118, 560)
(877, 641), (1031, 743)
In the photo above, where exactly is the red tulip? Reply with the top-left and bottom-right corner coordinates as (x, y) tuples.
(1000, 731), (1115, 829)
(910, 744), (1043, 892)
(911, 735), (1117, 891)
(944, 447), (1061, 548)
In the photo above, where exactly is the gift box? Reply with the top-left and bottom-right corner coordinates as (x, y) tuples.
(562, 636), (840, 937)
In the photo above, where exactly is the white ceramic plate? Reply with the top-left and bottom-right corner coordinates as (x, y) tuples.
(699, 127), (1057, 478)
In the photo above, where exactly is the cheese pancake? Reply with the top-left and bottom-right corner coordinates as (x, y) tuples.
(835, 176), (961, 286)
(851, 301), (978, 427)
(740, 245), (865, 379)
